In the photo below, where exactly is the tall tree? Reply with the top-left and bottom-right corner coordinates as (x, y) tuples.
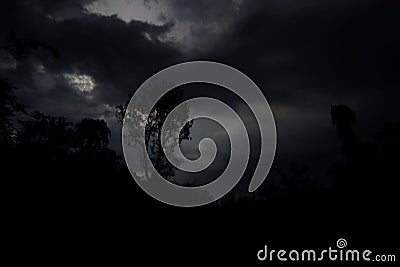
(116, 89), (193, 180)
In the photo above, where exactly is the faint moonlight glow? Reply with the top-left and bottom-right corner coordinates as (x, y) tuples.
(63, 73), (95, 92)
(84, 0), (165, 25)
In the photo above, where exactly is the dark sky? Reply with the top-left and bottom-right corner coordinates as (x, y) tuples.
(1, 0), (399, 188)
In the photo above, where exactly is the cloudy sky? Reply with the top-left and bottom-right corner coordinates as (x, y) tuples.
(1, 0), (399, 188)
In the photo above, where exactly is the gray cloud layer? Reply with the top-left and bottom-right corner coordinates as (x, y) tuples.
(1, 0), (398, 186)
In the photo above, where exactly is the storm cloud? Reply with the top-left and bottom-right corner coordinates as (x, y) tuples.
(1, 0), (399, 186)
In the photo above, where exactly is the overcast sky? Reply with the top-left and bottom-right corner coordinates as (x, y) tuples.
(1, 0), (399, 188)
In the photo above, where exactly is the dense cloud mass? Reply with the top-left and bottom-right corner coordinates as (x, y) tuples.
(2, 2), (399, 263)
(1, 0), (399, 187)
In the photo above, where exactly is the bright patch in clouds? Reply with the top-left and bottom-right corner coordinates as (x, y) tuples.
(85, 0), (165, 25)
(63, 72), (95, 92)
(84, 0), (243, 52)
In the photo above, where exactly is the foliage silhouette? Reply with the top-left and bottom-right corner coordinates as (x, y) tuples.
(330, 104), (400, 212)
(117, 89), (193, 182)
(75, 118), (111, 152)
(0, 78), (26, 147)
(1, 34), (398, 232)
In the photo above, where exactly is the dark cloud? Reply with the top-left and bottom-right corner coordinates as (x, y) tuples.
(198, 0), (399, 161)
(163, 0), (399, 190)
(1, 0), (183, 151)
(1, 0), (399, 183)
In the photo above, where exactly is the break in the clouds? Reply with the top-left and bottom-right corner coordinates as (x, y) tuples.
(63, 72), (95, 93)
(85, 0), (246, 51)
(0, 0), (183, 150)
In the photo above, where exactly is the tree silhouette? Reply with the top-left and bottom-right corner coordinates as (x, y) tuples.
(0, 33), (123, 210)
(116, 89), (193, 181)
(17, 111), (73, 146)
(330, 105), (362, 162)
(330, 105), (379, 204)
(75, 118), (111, 153)
(1, 32), (58, 147)
(0, 78), (26, 147)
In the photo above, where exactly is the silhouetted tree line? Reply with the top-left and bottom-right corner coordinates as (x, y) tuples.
(1, 34), (125, 213)
(1, 34), (398, 213)
(2, 80), (122, 209)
